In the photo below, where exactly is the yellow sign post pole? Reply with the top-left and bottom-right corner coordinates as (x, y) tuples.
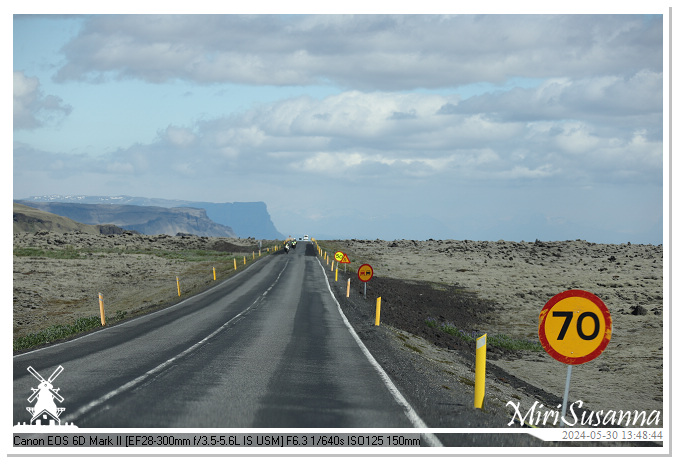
(474, 334), (487, 408)
(346, 278), (351, 297)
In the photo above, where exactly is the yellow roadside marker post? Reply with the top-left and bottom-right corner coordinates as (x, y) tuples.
(98, 293), (105, 326)
(375, 297), (381, 326)
(234, 258), (237, 270)
(213, 267), (216, 280)
(176, 277), (181, 297)
(346, 278), (351, 297)
(475, 333), (487, 408)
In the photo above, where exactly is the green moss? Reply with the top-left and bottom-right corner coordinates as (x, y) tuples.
(403, 343), (423, 354)
(13, 310), (127, 352)
(425, 318), (542, 352)
(459, 376), (475, 386)
(14, 247), (82, 259)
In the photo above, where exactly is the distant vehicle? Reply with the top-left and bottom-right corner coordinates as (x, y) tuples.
(303, 235), (309, 241)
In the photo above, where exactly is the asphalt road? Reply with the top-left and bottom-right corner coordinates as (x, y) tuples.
(13, 243), (438, 440)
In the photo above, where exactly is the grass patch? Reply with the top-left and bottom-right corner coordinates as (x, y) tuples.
(429, 283), (448, 292)
(127, 248), (244, 262)
(86, 247), (245, 263)
(425, 318), (542, 352)
(15, 246), (258, 263)
(403, 343), (423, 354)
(459, 376), (475, 387)
(13, 310), (127, 352)
(14, 247), (82, 259)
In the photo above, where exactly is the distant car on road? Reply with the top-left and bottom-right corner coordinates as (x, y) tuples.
(303, 235), (309, 241)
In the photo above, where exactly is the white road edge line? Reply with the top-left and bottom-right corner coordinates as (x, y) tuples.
(62, 260), (289, 424)
(316, 258), (444, 447)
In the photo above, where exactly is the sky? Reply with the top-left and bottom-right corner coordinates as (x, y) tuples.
(10, 4), (669, 244)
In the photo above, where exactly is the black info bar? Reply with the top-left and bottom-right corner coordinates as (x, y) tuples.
(14, 433), (422, 447)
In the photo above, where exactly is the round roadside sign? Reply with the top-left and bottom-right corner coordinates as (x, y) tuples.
(538, 290), (612, 365)
(334, 251), (345, 262)
(357, 264), (374, 282)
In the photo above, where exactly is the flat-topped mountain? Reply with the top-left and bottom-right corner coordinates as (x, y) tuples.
(15, 200), (236, 238)
(19, 195), (284, 239)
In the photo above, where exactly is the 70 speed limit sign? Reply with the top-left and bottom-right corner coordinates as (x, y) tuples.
(539, 289), (612, 365)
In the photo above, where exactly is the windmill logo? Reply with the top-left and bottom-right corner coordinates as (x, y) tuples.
(21, 365), (76, 427)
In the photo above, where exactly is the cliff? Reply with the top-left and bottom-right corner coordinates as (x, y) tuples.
(13, 203), (132, 235)
(14, 200), (236, 238)
(20, 195), (284, 239)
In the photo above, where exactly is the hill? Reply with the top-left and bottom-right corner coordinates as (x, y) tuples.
(13, 203), (131, 235)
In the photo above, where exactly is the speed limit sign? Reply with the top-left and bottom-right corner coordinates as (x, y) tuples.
(539, 289), (612, 365)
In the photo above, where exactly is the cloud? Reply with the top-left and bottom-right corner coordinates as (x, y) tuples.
(53, 15), (662, 90)
(17, 85), (659, 191)
(161, 125), (196, 147)
(455, 70), (663, 124)
(13, 71), (72, 130)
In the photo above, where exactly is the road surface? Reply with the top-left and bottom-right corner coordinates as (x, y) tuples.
(13, 243), (436, 438)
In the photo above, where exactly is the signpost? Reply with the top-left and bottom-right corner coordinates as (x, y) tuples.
(539, 289), (612, 426)
(335, 251), (350, 271)
(357, 264), (374, 299)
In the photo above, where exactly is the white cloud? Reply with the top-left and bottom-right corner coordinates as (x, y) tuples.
(457, 70), (662, 125)
(13, 71), (72, 130)
(14, 81), (662, 190)
(163, 125), (196, 147)
(53, 15), (662, 90)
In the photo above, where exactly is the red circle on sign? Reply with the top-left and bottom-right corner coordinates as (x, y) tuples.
(538, 289), (612, 365)
(357, 264), (374, 282)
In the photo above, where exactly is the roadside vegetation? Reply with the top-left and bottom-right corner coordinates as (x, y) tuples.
(14, 246), (255, 262)
(425, 318), (542, 352)
(13, 311), (128, 352)
(14, 247), (83, 259)
(13, 243), (282, 352)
